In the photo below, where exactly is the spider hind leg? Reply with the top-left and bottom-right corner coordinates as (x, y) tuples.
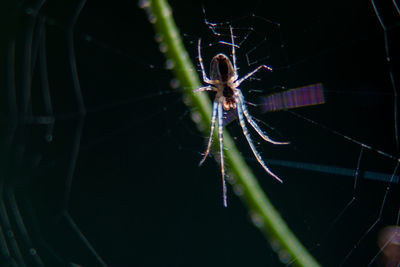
(236, 97), (283, 183)
(237, 91), (289, 145)
(199, 100), (219, 166)
(217, 102), (228, 207)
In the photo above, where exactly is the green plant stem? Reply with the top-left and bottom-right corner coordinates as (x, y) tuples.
(144, 1), (321, 266)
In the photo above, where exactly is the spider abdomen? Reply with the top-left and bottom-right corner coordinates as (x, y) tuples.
(222, 85), (237, 110)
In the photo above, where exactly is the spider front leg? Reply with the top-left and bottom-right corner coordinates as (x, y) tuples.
(198, 38), (212, 84)
(229, 26), (238, 81)
(235, 65), (273, 87)
(237, 91), (289, 145)
(236, 99), (283, 183)
(194, 86), (215, 93)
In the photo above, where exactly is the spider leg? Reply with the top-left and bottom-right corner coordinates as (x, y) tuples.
(217, 102), (228, 207)
(229, 26), (238, 81)
(199, 100), (218, 166)
(237, 91), (289, 145)
(236, 99), (283, 183)
(198, 38), (212, 84)
(194, 86), (215, 93)
(235, 65), (272, 87)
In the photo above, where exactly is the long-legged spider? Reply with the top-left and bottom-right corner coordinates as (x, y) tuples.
(195, 27), (289, 207)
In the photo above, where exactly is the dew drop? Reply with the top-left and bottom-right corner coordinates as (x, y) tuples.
(138, 0), (150, 9)
(138, 0), (156, 23)
(162, 5), (172, 17)
(165, 59), (174, 70)
(170, 78), (180, 89)
(191, 112), (201, 124)
(198, 124), (206, 133)
(148, 14), (157, 24)
(29, 248), (37, 255)
(226, 174), (235, 184)
(278, 250), (292, 264)
(159, 43), (167, 53)
(269, 238), (281, 252)
(233, 184), (244, 196)
(154, 33), (163, 43)
(183, 95), (191, 106)
(250, 212), (264, 228)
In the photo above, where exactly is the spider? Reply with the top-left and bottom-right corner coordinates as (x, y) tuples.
(195, 26), (289, 207)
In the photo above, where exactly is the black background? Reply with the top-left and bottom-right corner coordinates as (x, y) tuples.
(1, 0), (399, 266)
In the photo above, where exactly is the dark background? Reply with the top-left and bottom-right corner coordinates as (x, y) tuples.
(1, 0), (399, 266)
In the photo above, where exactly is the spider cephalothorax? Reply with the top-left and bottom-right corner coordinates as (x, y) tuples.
(194, 27), (289, 207)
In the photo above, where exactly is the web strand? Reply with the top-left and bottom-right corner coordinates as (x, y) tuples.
(370, 0), (400, 149)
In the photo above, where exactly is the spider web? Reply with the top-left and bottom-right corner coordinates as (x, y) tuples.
(0, 0), (399, 266)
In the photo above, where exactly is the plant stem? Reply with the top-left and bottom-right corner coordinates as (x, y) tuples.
(142, 0), (321, 266)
